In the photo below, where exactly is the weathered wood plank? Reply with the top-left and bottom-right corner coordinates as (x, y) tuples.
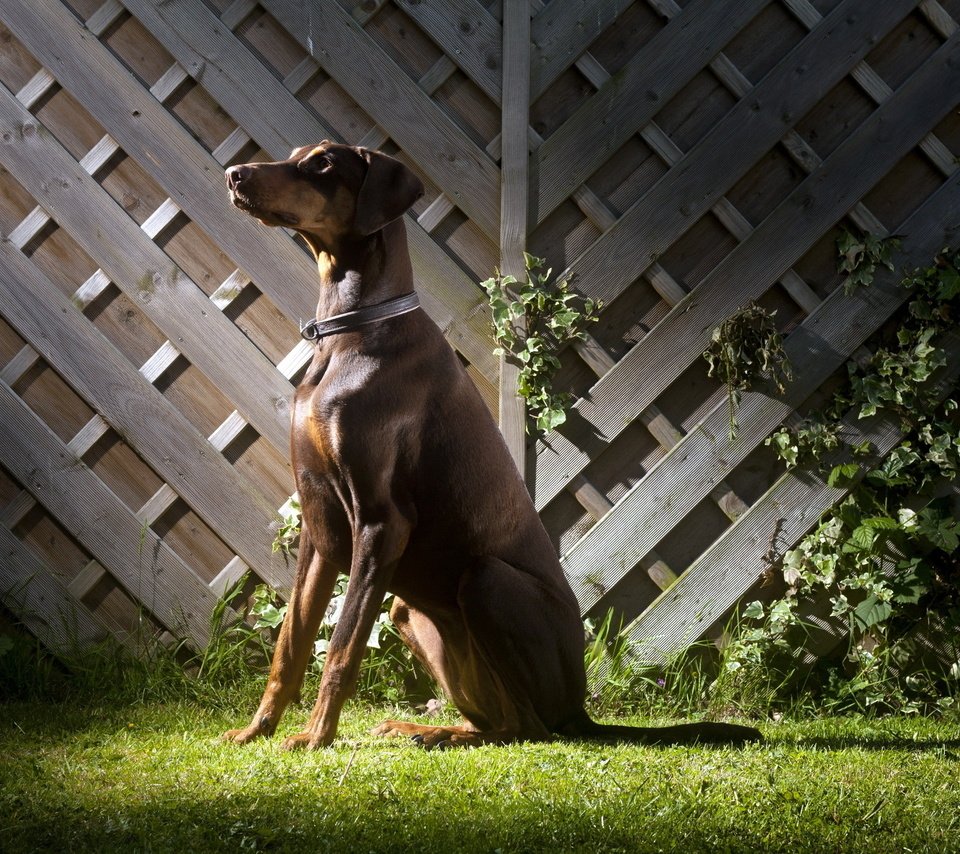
(0, 382), (218, 648)
(530, 0), (635, 98)
(0, 238), (286, 586)
(209, 555), (250, 599)
(534, 23), (960, 508)
(625, 329), (960, 663)
(68, 560), (109, 602)
(3, 0), (320, 326)
(556, 0), (918, 307)
(554, 35), (824, 317)
(498, 0), (530, 471)
(559, 165), (960, 613)
(260, 0), (502, 241)
(919, 0), (958, 36)
(533, 0), (773, 223)
(395, 0), (502, 103)
(0, 82), (293, 456)
(778, 0), (957, 178)
(120, 0), (339, 168)
(0, 526), (116, 654)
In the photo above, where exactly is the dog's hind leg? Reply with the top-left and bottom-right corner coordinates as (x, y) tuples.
(221, 530), (339, 744)
(372, 597), (521, 747)
(373, 557), (586, 748)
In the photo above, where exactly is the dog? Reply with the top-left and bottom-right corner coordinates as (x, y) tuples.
(221, 142), (762, 749)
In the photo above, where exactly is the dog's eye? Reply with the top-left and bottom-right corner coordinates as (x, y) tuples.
(299, 155), (333, 176)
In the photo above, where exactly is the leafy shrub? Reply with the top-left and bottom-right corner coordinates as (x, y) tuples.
(727, 245), (960, 713)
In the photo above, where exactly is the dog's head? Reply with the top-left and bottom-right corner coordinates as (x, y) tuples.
(225, 142), (424, 245)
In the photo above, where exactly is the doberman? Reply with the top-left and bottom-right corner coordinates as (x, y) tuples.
(221, 142), (762, 749)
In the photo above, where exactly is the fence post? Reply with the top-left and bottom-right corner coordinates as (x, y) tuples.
(498, 0), (530, 478)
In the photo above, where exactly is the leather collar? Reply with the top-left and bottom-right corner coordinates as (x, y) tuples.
(299, 292), (421, 341)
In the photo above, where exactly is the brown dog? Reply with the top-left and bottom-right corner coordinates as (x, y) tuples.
(221, 142), (761, 749)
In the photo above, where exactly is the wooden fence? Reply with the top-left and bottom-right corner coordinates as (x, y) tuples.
(1, 0), (959, 664)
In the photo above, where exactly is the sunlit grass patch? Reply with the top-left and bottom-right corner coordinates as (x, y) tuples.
(2, 700), (959, 853)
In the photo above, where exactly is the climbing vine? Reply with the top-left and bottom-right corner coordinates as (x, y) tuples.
(482, 254), (600, 434)
(726, 243), (960, 713)
(836, 226), (902, 294)
(271, 497), (301, 554)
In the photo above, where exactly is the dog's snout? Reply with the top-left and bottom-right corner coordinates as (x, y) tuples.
(225, 164), (252, 190)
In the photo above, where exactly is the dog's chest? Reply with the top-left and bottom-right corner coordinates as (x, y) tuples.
(291, 385), (344, 467)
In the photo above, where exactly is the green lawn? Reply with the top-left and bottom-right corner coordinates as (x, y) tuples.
(1, 700), (959, 853)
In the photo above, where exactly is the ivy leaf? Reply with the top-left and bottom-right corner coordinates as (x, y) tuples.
(917, 506), (960, 553)
(483, 255), (600, 435)
(937, 264), (960, 299)
(889, 560), (930, 605)
(827, 462), (859, 488)
(852, 594), (893, 630)
(537, 407), (567, 432)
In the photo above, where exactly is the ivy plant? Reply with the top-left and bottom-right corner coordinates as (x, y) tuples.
(481, 253), (600, 434)
(702, 301), (793, 440)
(729, 246), (960, 713)
(271, 497), (301, 554)
(836, 227), (902, 295)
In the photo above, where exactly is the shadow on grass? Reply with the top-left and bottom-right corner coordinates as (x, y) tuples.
(782, 734), (960, 753)
(1, 782), (671, 854)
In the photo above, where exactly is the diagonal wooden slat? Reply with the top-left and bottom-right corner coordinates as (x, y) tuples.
(261, 0), (502, 241)
(0, 526), (119, 655)
(117, 0), (339, 173)
(778, 0), (956, 178)
(530, 0), (635, 98)
(534, 0), (946, 509)
(0, 82), (293, 456)
(560, 165), (960, 613)
(538, 10), (825, 317)
(533, 0), (773, 223)
(396, 0), (502, 103)
(2, 0), (320, 327)
(0, 382), (219, 648)
(0, 237), (284, 585)
(552, 0), (918, 308)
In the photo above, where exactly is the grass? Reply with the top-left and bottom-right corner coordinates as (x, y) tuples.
(2, 696), (960, 853)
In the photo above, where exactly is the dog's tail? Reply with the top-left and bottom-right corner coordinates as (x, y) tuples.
(560, 710), (762, 745)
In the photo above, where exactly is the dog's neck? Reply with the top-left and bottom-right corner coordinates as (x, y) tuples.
(298, 219), (413, 322)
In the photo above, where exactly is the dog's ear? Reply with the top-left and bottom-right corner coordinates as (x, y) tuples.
(290, 141), (330, 160)
(353, 149), (424, 236)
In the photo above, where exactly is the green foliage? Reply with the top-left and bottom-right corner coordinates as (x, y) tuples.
(703, 301), (793, 440)
(249, 582), (288, 630)
(245, 577), (423, 703)
(272, 496), (301, 554)
(737, 246), (960, 712)
(481, 253), (601, 434)
(836, 227), (902, 294)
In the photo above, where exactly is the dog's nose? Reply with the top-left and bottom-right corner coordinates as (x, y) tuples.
(225, 164), (252, 189)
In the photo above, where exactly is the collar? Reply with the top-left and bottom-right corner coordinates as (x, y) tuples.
(299, 291), (421, 341)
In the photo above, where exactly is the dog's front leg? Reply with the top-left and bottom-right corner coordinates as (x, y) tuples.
(222, 529), (339, 745)
(281, 513), (409, 750)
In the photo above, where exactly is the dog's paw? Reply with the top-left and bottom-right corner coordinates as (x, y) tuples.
(280, 731), (333, 751)
(221, 726), (264, 745)
(370, 720), (411, 738)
